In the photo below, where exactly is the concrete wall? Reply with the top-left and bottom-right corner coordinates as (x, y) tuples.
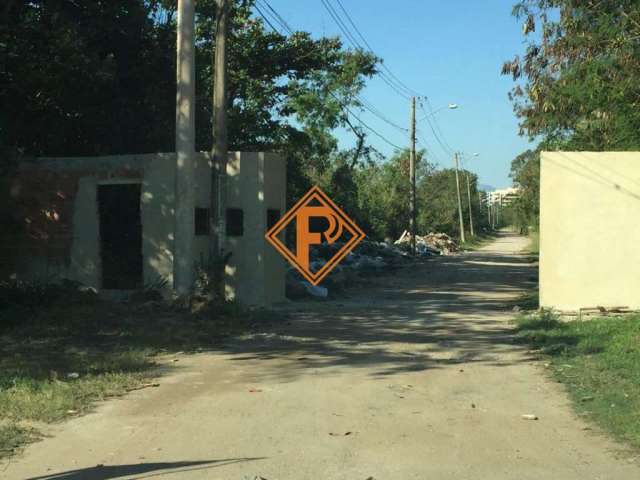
(223, 152), (286, 306)
(540, 152), (640, 311)
(10, 154), (176, 289)
(191, 151), (287, 305)
(4, 151), (286, 306)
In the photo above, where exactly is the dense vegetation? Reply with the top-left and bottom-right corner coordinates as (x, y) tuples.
(503, 1), (640, 232)
(0, 0), (486, 241)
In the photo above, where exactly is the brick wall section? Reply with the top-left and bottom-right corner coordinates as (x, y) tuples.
(1, 166), (142, 276)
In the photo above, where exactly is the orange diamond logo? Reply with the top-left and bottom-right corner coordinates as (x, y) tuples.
(265, 186), (366, 286)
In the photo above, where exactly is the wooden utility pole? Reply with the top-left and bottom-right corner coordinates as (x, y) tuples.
(454, 152), (466, 243)
(174, 0), (196, 295)
(409, 97), (417, 256)
(210, 0), (230, 294)
(466, 172), (475, 237)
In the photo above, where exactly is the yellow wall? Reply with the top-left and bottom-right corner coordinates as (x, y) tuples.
(540, 152), (640, 311)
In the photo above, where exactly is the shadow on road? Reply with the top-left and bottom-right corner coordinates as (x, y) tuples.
(208, 232), (539, 380)
(26, 458), (267, 480)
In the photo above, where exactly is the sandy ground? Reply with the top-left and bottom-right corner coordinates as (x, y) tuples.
(3, 232), (639, 479)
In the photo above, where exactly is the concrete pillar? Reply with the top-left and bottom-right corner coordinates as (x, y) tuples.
(174, 0), (196, 295)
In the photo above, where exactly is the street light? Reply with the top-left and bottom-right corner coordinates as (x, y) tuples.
(410, 101), (458, 254)
(417, 103), (459, 122)
(462, 152), (479, 237)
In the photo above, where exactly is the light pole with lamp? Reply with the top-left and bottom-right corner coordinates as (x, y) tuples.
(465, 152), (480, 237)
(412, 102), (459, 251)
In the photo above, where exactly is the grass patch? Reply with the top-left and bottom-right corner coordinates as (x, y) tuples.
(0, 297), (277, 459)
(515, 311), (640, 449)
(511, 287), (539, 311)
(0, 423), (37, 458)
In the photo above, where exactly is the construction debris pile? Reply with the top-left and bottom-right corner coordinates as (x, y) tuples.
(286, 240), (409, 299)
(287, 232), (459, 299)
(394, 230), (460, 256)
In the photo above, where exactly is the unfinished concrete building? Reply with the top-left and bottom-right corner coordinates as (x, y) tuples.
(1, 152), (286, 306)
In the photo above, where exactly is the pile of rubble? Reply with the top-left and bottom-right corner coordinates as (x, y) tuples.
(395, 231), (459, 256)
(286, 240), (411, 299)
(286, 232), (457, 299)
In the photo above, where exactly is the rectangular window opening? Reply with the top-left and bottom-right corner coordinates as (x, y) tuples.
(267, 209), (281, 230)
(226, 208), (244, 237)
(195, 207), (210, 236)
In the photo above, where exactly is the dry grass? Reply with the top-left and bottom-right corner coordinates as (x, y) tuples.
(0, 298), (278, 459)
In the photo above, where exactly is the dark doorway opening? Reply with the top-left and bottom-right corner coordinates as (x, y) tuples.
(98, 184), (143, 289)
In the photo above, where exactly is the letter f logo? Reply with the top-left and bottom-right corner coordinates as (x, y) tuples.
(265, 187), (365, 285)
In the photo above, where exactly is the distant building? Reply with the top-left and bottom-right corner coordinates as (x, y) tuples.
(487, 187), (520, 206)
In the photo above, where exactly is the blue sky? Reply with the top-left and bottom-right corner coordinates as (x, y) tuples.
(263, 0), (535, 188)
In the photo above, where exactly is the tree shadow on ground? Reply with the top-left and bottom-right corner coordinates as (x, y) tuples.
(199, 232), (540, 381)
(26, 458), (266, 480)
(1, 233), (539, 386)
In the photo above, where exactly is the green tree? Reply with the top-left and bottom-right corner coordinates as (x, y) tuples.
(354, 149), (433, 241)
(417, 168), (483, 238)
(509, 149), (540, 233)
(1, 0), (377, 180)
(1, 1), (176, 156)
(502, 0), (640, 150)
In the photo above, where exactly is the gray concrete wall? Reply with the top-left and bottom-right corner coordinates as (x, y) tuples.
(540, 151), (640, 311)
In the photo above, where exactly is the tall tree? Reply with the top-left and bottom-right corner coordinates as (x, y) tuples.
(1, 1), (176, 157)
(502, 1), (640, 150)
(1, 0), (377, 169)
(417, 168), (482, 238)
(509, 149), (540, 232)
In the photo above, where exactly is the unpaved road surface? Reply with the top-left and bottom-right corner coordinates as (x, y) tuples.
(4, 233), (639, 479)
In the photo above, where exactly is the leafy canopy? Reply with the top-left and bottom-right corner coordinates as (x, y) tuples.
(502, 0), (640, 150)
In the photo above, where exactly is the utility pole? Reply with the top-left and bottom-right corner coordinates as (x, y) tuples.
(174, 0), (196, 295)
(409, 96), (417, 256)
(211, 0), (230, 295)
(454, 152), (466, 243)
(465, 172), (475, 237)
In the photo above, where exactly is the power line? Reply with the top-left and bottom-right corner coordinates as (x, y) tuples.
(255, 0), (406, 153)
(326, 0), (424, 99)
(254, 3), (281, 34)
(424, 98), (455, 153)
(333, 0), (425, 99)
(260, 0), (294, 34)
(320, 0), (361, 49)
(359, 97), (407, 132)
(318, 0), (414, 100)
(415, 130), (442, 165)
(344, 104), (404, 151)
(418, 100), (455, 159)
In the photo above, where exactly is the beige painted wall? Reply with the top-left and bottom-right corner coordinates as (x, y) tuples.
(191, 151), (287, 305)
(224, 152), (287, 306)
(540, 152), (640, 311)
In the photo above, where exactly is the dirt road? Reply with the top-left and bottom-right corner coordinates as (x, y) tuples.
(4, 233), (639, 479)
